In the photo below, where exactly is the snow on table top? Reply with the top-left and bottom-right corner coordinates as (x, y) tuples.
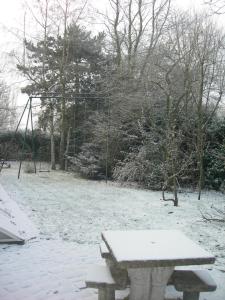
(102, 230), (215, 268)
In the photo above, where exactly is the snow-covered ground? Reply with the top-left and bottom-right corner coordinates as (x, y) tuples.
(0, 163), (225, 300)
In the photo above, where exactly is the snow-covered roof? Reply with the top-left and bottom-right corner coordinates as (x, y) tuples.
(0, 183), (37, 244)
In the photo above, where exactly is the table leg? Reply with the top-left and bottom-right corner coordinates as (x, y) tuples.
(98, 287), (115, 300)
(128, 268), (152, 300)
(150, 267), (174, 300)
(128, 267), (174, 300)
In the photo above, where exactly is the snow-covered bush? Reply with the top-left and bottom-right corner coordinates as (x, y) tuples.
(113, 145), (164, 190)
(67, 143), (105, 179)
(204, 118), (225, 191)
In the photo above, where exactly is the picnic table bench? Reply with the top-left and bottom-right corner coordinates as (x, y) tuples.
(86, 264), (216, 300)
(86, 230), (217, 300)
(86, 264), (117, 300)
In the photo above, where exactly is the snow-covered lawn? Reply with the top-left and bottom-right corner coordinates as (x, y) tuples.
(0, 163), (225, 299)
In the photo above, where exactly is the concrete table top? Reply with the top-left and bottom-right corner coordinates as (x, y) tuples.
(102, 230), (215, 269)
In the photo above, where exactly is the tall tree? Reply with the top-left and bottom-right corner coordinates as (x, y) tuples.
(205, 0), (225, 14)
(17, 23), (106, 166)
(0, 80), (15, 131)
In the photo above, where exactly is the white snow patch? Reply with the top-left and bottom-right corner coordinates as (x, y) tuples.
(0, 163), (224, 299)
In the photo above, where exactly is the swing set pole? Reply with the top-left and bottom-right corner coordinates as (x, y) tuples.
(18, 98), (32, 179)
(30, 97), (37, 174)
(15, 98), (30, 134)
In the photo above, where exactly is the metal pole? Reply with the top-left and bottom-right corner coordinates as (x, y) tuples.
(30, 97), (37, 173)
(15, 98), (30, 134)
(18, 98), (32, 179)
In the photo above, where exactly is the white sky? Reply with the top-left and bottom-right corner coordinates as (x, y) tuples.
(0, 0), (217, 70)
(0, 0), (221, 45)
(0, 0), (223, 70)
(0, 0), (222, 62)
(0, 0), (224, 127)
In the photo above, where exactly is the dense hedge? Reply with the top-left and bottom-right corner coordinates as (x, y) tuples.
(1, 117), (225, 192)
(204, 118), (225, 191)
(0, 130), (60, 162)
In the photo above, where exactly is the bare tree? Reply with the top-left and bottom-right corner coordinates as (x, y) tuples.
(141, 11), (225, 204)
(101, 0), (171, 78)
(188, 16), (225, 199)
(22, 0), (57, 169)
(205, 0), (225, 14)
(18, 0), (88, 170)
(55, 0), (88, 170)
(0, 80), (16, 131)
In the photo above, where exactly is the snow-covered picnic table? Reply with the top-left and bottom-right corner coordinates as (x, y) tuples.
(101, 230), (216, 300)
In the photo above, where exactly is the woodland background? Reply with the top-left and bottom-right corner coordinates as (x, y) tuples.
(1, 0), (225, 205)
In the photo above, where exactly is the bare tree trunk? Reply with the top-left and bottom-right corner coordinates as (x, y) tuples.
(59, 94), (66, 170)
(59, 0), (69, 170)
(65, 126), (71, 171)
(173, 176), (178, 207)
(197, 62), (204, 200)
(162, 179), (178, 206)
(105, 96), (111, 183)
(50, 104), (56, 170)
(112, 0), (122, 67)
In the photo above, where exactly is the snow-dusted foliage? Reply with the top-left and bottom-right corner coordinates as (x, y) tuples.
(67, 143), (105, 179)
(113, 144), (164, 190)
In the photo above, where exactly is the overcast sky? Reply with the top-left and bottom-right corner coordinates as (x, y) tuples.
(0, 0), (216, 43)
(0, 0), (204, 36)
(0, 0), (223, 69)
(0, 0), (216, 68)
(0, 0), (221, 60)
(0, 0), (224, 117)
